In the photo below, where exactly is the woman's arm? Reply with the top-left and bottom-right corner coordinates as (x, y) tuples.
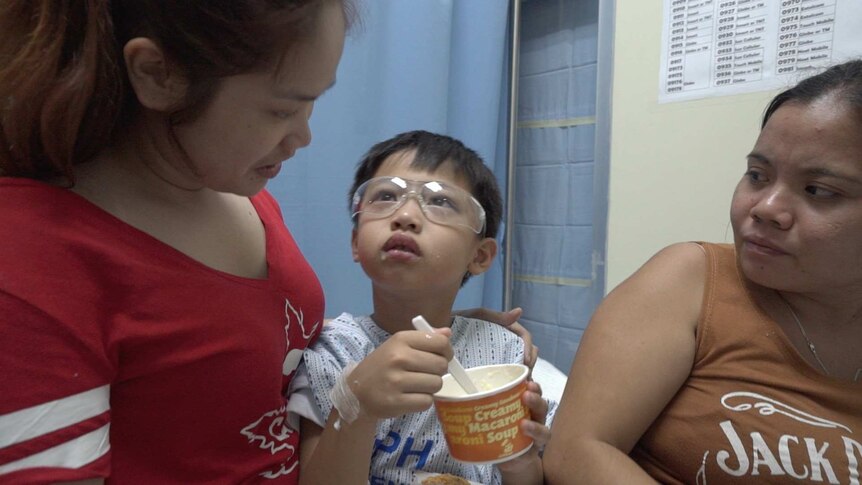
(543, 243), (706, 484)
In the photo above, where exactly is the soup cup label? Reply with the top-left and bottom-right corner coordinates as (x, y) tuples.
(434, 378), (532, 464)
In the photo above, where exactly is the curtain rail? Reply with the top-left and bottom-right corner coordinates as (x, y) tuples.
(503, 0), (522, 310)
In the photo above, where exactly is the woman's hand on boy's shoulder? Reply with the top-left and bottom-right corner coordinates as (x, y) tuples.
(454, 307), (538, 369)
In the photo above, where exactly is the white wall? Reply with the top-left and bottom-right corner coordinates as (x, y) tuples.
(605, 1), (781, 291)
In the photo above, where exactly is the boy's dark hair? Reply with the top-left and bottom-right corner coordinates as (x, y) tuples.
(763, 59), (862, 128)
(349, 130), (503, 241)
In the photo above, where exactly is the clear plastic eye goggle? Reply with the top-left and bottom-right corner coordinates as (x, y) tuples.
(351, 176), (486, 234)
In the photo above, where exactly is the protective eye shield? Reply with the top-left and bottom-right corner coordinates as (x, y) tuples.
(350, 176), (486, 234)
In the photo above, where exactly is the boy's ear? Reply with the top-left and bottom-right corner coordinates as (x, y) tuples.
(467, 237), (497, 276)
(351, 229), (360, 262)
(123, 37), (188, 112)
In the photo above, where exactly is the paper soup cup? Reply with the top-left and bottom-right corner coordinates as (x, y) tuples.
(433, 363), (532, 464)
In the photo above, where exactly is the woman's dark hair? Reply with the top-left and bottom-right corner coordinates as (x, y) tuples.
(763, 59), (862, 128)
(349, 130), (504, 242)
(0, 0), (356, 182)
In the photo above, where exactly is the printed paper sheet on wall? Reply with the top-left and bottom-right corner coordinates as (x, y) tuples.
(659, 0), (862, 103)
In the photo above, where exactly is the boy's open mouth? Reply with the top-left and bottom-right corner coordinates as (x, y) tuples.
(382, 234), (421, 256)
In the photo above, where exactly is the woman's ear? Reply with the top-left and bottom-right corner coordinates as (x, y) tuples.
(123, 38), (188, 111)
(467, 237), (498, 276)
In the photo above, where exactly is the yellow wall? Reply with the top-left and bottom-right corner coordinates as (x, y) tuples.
(606, 1), (780, 290)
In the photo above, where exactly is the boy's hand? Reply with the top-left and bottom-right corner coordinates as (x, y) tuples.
(496, 381), (551, 475)
(347, 329), (453, 419)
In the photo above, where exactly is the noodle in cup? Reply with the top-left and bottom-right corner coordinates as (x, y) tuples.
(433, 363), (532, 464)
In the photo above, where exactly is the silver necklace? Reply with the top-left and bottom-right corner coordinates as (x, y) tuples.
(777, 294), (831, 376)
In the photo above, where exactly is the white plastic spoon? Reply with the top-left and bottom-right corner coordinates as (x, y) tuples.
(411, 315), (478, 394)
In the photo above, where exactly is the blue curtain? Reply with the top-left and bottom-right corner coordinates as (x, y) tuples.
(268, 1), (511, 317)
(512, 0), (603, 373)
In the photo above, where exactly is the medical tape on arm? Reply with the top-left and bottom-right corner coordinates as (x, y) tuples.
(329, 362), (361, 430)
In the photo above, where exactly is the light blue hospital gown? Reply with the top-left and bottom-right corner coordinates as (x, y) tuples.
(288, 313), (558, 485)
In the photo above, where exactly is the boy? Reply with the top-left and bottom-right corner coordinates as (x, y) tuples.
(289, 131), (555, 484)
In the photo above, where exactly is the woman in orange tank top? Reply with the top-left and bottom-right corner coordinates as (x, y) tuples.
(545, 59), (862, 484)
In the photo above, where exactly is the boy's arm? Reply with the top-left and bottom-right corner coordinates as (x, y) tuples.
(297, 329), (453, 484)
(496, 381), (551, 485)
(500, 455), (543, 485)
(298, 413), (378, 485)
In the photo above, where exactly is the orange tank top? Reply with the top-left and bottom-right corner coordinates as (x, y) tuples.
(631, 243), (862, 484)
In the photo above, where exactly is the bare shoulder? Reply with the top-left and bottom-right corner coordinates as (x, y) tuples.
(637, 242), (708, 287)
(602, 242), (707, 331)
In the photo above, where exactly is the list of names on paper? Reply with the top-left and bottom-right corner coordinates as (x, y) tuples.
(660, 0), (861, 102)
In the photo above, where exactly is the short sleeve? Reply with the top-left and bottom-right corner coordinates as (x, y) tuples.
(295, 314), (379, 431)
(0, 291), (111, 482)
(299, 333), (354, 425)
(286, 361), (327, 429)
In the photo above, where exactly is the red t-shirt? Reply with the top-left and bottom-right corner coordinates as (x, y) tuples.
(0, 178), (324, 484)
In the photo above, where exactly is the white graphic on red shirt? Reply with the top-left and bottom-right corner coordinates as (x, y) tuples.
(241, 297), (320, 480)
(282, 298), (320, 377)
(241, 405), (295, 454)
(260, 460), (299, 479)
(286, 298), (320, 340)
(696, 391), (860, 484)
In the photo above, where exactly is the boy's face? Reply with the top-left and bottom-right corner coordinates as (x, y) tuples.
(351, 150), (497, 294)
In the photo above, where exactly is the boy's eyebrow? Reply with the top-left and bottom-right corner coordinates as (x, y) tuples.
(273, 79), (337, 101)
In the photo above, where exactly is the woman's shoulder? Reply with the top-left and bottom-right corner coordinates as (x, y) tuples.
(0, 179), (104, 252)
(0, 177), (82, 212)
(649, 241), (708, 265)
(627, 242), (708, 291)
(250, 189), (283, 219)
(598, 242), (709, 334)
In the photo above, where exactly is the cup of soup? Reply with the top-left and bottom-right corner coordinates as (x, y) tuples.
(432, 363), (532, 464)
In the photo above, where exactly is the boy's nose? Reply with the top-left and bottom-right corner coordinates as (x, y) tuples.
(390, 197), (424, 231)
